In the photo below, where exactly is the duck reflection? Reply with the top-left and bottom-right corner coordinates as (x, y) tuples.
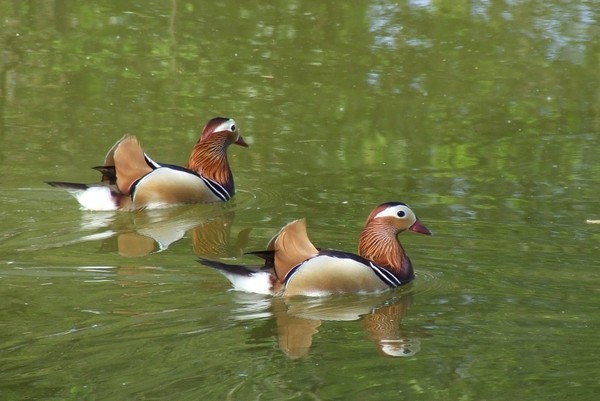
(192, 214), (251, 259)
(235, 292), (421, 358)
(86, 205), (250, 258)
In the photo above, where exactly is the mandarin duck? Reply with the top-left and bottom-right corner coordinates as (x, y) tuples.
(199, 202), (431, 297)
(47, 117), (247, 211)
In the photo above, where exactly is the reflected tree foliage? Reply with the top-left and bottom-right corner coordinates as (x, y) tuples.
(0, 0), (598, 217)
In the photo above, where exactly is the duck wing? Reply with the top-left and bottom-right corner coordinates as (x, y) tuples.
(268, 219), (319, 282)
(113, 135), (153, 195)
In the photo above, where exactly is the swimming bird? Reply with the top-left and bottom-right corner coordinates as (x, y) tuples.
(47, 117), (248, 211)
(199, 202), (431, 296)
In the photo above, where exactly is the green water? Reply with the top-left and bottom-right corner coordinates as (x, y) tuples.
(1, 1), (599, 400)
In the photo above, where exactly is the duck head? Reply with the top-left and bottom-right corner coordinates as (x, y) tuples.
(199, 117), (248, 148)
(186, 116), (248, 189)
(365, 202), (432, 236)
(359, 202), (431, 276)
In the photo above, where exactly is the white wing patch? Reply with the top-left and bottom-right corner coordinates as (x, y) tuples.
(72, 186), (118, 211)
(219, 270), (272, 295)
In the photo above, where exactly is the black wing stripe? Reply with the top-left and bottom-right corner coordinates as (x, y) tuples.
(283, 263), (303, 286)
(200, 176), (232, 201)
(369, 262), (403, 288)
(144, 154), (162, 169)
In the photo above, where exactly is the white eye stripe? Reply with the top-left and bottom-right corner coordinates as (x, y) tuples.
(375, 205), (414, 220)
(214, 119), (237, 133)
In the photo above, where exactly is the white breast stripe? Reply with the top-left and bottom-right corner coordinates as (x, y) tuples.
(369, 262), (403, 287)
(200, 176), (231, 201)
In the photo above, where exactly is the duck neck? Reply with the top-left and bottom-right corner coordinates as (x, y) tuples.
(358, 221), (413, 280)
(186, 135), (234, 191)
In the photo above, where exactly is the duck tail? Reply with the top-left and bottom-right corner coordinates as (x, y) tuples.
(197, 257), (273, 295)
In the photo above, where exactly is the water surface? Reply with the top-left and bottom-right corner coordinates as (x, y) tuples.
(1, 1), (599, 400)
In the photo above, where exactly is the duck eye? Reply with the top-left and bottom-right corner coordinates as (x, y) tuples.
(397, 210), (406, 218)
(229, 124), (236, 132)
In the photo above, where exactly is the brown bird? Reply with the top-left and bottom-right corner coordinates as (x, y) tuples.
(47, 117), (248, 211)
(199, 202), (431, 296)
